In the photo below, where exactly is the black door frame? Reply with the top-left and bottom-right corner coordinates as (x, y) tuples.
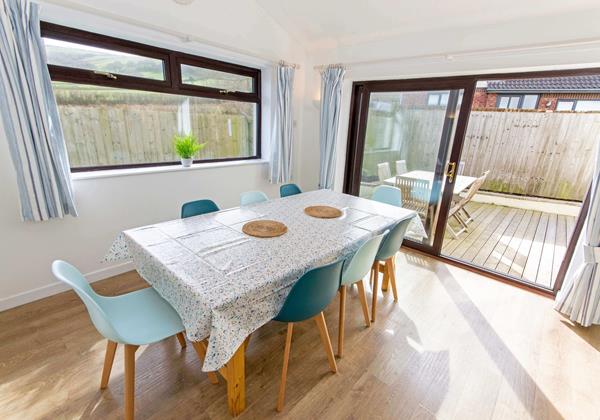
(343, 67), (600, 295)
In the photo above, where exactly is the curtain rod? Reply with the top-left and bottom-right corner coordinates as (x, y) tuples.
(313, 36), (600, 71)
(38, 0), (300, 68)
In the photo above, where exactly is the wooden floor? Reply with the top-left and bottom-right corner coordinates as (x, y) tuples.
(1, 250), (599, 419)
(442, 202), (577, 289)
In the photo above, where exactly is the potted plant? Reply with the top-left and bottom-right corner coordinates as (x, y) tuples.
(173, 133), (205, 167)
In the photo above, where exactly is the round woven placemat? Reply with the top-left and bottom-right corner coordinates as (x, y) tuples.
(242, 220), (288, 238)
(304, 205), (343, 219)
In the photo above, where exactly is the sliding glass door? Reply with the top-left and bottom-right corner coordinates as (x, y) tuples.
(344, 79), (474, 253)
(344, 70), (597, 293)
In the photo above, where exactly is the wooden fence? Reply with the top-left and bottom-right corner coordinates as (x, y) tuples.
(461, 110), (599, 201)
(56, 87), (255, 168)
(363, 109), (600, 201)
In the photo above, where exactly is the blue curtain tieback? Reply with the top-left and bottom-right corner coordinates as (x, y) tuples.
(583, 244), (600, 263)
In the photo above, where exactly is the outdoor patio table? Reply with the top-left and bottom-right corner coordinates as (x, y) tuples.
(384, 169), (477, 194)
(105, 189), (425, 416)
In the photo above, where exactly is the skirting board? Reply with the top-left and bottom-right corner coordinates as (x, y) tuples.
(0, 261), (134, 312)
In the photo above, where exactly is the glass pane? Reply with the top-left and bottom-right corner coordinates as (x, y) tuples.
(43, 38), (165, 80)
(441, 74), (597, 291)
(575, 100), (600, 111)
(440, 93), (449, 106)
(359, 90), (464, 246)
(427, 94), (439, 106)
(498, 97), (509, 108)
(181, 64), (254, 93)
(508, 96), (520, 109)
(53, 82), (257, 169)
(556, 100), (574, 111)
(522, 95), (538, 109)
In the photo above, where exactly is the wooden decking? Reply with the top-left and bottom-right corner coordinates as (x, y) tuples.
(442, 202), (577, 288)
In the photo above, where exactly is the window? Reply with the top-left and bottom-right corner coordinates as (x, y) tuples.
(427, 92), (449, 106)
(556, 100), (575, 111)
(556, 99), (600, 112)
(497, 94), (538, 110)
(41, 22), (261, 171)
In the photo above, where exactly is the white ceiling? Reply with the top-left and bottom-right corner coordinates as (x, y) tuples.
(255, 0), (600, 49)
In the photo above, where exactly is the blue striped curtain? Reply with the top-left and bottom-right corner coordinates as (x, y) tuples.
(0, 0), (77, 221)
(269, 63), (295, 184)
(318, 66), (345, 189)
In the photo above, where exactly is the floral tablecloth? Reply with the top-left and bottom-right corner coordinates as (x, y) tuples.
(105, 189), (425, 371)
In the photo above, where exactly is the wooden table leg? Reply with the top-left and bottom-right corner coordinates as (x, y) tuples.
(226, 341), (246, 416)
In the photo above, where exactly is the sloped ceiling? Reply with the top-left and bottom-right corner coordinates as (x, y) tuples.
(255, 0), (600, 49)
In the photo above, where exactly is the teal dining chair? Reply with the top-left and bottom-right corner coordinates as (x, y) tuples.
(279, 183), (302, 198)
(274, 259), (344, 412)
(337, 232), (385, 357)
(181, 199), (219, 218)
(372, 185), (402, 207)
(240, 190), (268, 206)
(370, 217), (412, 321)
(51, 261), (217, 420)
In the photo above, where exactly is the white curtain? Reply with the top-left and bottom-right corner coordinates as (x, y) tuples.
(269, 63), (295, 184)
(318, 66), (345, 189)
(555, 143), (600, 326)
(0, 0), (77, 221)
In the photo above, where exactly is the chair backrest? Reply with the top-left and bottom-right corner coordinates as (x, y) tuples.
(376, 217), (412, 261)
(395, 177), (430, 214)
(275, 259), (344, 323)
(280, 183), (302, 198)
(240, 190), (268, 206)
(395, 160), (408, 176)
(341, 233), (386, 285)
(372, 185), (402, 207)
(181, 199), (219, 218)
(462, 170), (489, 203)
(457, 161), (466, 176)
(377, 162), (391, 182)
(51, 261), (124, 343)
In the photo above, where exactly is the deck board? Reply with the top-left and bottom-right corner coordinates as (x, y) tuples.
(443, 202), (578, 289)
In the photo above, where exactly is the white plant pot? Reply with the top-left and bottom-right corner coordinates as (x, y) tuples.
(181, 158), (193, 167)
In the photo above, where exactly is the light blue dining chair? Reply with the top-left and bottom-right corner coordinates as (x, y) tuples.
(337, 232), (385, 357)
(274, 259), (344, 412)
(372, 185), (403, 207)
(181, 199), (219, 218)
(51, 260), (217, 420)
(370, 217), (412, 321)
(279, 183), (302, 198)
(240, 190), (268, 206)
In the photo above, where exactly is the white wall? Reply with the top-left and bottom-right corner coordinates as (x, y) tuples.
(0, 0), (308, 310)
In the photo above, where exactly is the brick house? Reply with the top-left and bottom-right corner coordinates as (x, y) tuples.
(472, 75), (600, 111)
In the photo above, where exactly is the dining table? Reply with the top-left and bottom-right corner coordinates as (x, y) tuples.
(384, 169), (477, 195)
(105, 189), (425, 416)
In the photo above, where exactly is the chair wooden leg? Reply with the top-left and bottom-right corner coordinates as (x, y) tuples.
(176, 332), (187, 348)
(337, 285), (347, 358)
(372, 266), (380, 322)
(124, 344), (139, 420)
(191, 340), (219, 384)
(356, 280), (371, 328)
(277, 323), (294, 412)
(389, 258), (399, 302)
(446, 223), (459, 239)
(100, 340), (117, 389)
(313, 312), (337, 373)
(381, 261), (389, 291)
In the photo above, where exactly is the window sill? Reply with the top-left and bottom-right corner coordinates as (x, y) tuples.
(71, 159), (269, 181)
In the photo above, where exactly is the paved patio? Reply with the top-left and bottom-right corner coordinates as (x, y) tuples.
(442, 202), (577, 289)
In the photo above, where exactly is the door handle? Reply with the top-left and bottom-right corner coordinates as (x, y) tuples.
(446, 162), (456, 184)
